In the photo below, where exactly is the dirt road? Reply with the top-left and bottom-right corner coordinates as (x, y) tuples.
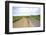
(13, 17), (40, 28)
(13, 17), (32, 28)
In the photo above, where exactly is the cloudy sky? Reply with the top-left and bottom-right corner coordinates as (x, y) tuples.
(12, 7), (40, 16)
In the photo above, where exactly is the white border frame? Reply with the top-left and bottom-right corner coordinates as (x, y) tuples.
(9, 3), (43, 32)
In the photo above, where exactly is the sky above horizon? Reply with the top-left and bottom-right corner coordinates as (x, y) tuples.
(12, 7), (40, 16)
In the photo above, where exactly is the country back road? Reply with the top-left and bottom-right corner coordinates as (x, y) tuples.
(13, 17), (40, 28)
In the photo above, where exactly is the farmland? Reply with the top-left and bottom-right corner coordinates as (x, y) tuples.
(13, 15), (40, 23)
(13, 15), (40, 28)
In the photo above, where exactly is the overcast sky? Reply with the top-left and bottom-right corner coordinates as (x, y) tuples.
(12, 7), (40, 16)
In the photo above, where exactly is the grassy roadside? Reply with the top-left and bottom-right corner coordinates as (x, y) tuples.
(30, 15), (40, 21)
